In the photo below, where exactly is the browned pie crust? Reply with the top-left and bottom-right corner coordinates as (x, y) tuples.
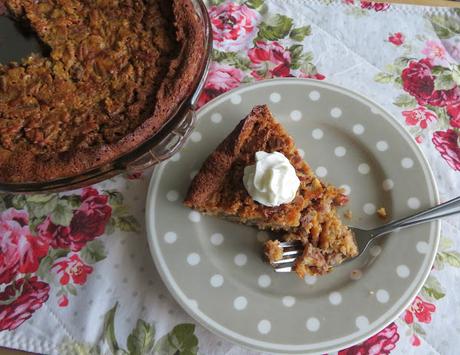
(0, 0), (204, 183)
(185, 105), (358, 278)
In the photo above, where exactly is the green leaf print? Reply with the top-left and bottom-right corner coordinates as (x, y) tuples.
(393, 94), (417, 108)
(246, 0), (264, 10)
(256, 14), (293, 41)
(289, 44), (304, 69)
(37, 248), (70, 282)
(105, 190), (124, 206)
(103, 303), (121, 354)
(115, 215), (141, 233)
(434, 72), (457, 91)
(26, 194), (58, 219)
(421, 275), (445, 301)
(374, 72), (395, 84)
(127, 319), (156, 355)
(154, 324), (198, 355)
(289, 26), (312, 41)
(50, 200), (74, 226)
(80, 240), (107, 264)
(212, 50), (252, 70)
(413, 323), (427, 336)
(437, 251), (460, 269)
(429, 14), (460, 39)
(11, 195), (26, 210)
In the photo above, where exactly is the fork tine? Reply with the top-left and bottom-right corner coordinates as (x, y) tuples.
(279, 240), (303, 248)
(274, 265), (293, 272)
(272, 256), (297, 265)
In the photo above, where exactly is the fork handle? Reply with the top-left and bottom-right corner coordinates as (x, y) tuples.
(370, 196), (460, 238)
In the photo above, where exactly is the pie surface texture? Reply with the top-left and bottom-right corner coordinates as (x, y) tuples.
(0, 0), (204, 182)
(184, 105), (358, 277)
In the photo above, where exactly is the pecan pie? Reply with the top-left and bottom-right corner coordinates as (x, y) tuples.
(185, 105), (358, 277)
(0, 0), (204, 182)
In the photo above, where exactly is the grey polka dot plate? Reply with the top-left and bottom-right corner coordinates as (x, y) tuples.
(145, 79), (440, 354)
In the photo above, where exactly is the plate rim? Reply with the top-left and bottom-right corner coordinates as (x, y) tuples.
(145, 78), (440, 354)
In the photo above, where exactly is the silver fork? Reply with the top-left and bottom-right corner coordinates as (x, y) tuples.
(273, 196), (460, 272)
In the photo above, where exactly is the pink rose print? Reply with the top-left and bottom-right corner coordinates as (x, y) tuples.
(411, 334), (421, 347)
(338, 322), (400, 355)
(37, 188), (112, 252)
(432, 129), (460, 171)
(37, 218), (72, 250)
(0, 277), (50, 331)
(421, 40), (449, 66)
(388, 32), (404, 46)
(68, 188), (112, 252)
(360, 1), (390, 11)
(209, 1), (260, 52)
(197, 62), (245, 107)
(401, 58), (460, 107)
(416, 135), (424, 144)
(0, 209), (49, 284)
(58, 294), (69, 307)
(402, 106), (437, 129)
(52, 254), (93, 286)
(404, 296), (436, 324)
(447, 102), (460, 128)
(248, 41), (292, 79)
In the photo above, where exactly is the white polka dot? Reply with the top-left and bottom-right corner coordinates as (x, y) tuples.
(187, 253), (200, 266)
(256, 231), (269, 242)
(188, 211), (201, 223)
(164, 232), (177, 244)
(329, 292), (342, 305)
(190, 170), (198, 180)
(334, 146), (346, 157)
(190, 131), (202, 142)
(282, 296), (296, 307)
(171, 153), (181, 162)
(306, 318), (320, 332)
(371, 106), (380, 114)
(407, 197), (421, 210)
(396, 265), (410, 278)
(316, 166), (328, 177)
(270, 92), (281, 103)
(382, 179), (394, 191)
(211, 112), (222, 123)
(376, 289), (389, 303)
(350, 269), (363, 280)
(358, 163), (370, 174)
(290, 110), (302, 121)
(298, 149), (305, 158)
(401, 157), (414, 169)
(353, 124), (365, 135)
(258, 275), (271, 288)
(416, 241), (429, 254)
(309, 90), (320, 101)
(258, 320), (271, 334)
(363, 203), (376, 215)
(376, 141), (389, 152)
(330, 107), (342, 118)
(340, 184), (351, 195)
(369, 245), (382, 257)
(355, 316), (369, 329)
(304, 275), (317, 285)
(234, 253), (247, 266)
(210, 274), (224, 287)
(166, 190), (179, 202)
(312, 128), (324, 140)
(210, 233), (224, 246)
(233, 296), (247, 310)
(230, 94), (242, 104)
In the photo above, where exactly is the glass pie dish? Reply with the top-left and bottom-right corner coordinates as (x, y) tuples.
(0, 0), (212, 193)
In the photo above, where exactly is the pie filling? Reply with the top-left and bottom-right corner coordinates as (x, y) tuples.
(0, 0), (204, 182)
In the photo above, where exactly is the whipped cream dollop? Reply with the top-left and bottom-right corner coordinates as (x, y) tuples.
(243, 151), (300, 207)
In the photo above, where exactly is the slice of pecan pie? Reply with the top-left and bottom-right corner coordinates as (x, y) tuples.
(184, 105), (357, 277)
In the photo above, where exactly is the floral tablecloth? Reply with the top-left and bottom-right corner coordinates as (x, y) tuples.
(1, 1), (459, 354)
